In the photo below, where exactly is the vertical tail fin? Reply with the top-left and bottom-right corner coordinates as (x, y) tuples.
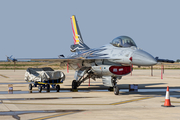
(70, 15), (90, 51)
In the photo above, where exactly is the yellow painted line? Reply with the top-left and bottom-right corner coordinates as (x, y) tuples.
(32, 112), (75, 120)
(110, 97), (154, 105)
(36, 82), (63, 85)
(171, 101), (180, 103)
(2, 97), (154, 106)
(162, 101), (180, 103)
(0, 74), (9, 78)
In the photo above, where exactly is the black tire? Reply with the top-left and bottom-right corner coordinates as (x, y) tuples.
(38, 85), (42, 92)
(56, 85), (60, 92)
(114, 86), (119, 95)
(46, 84), (50, 92)
(72, 80), (77, 89)
(29, 84), (32, 90)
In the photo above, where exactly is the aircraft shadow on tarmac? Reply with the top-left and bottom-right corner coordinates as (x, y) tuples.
(65, 83), (180, 98)
(65, 82), (168, 89)
(69, 83), (180, 89)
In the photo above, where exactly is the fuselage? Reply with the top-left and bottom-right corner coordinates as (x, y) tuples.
(69, 36), (157, 78)
(70, 43), (157, 66)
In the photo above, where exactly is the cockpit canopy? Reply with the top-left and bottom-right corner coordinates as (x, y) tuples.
(111, 36), (137, 48)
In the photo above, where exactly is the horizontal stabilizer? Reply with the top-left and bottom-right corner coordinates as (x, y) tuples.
(58, 55), (65, 58)
(155, 57), (175, 63)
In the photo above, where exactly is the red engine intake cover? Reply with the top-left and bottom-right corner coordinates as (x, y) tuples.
(109, 66), (131, 75)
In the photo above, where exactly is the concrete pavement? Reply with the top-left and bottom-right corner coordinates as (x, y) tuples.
(0, 69), (179, 120)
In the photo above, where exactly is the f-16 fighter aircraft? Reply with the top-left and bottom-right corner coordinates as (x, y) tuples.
(7, 15), (174, 95)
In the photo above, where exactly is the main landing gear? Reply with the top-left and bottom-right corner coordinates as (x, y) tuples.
(71, 73), (120, 95)
(72, 80), (78, 89)
(71, 71), (94, 91)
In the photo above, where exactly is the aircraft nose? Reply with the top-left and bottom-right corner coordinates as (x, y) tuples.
(131, 49), (157, 66)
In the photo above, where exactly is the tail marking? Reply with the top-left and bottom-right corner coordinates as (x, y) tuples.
(71, 15), (80, 44)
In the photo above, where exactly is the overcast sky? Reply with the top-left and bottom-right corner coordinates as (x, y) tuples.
(0, 0), (179, 61)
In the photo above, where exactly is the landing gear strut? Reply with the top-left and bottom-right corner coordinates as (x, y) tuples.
(112, 77), (119, 95)
(71, 71), (94, 90)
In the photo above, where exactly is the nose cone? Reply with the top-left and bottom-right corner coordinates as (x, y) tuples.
(132, 49), (157, 66)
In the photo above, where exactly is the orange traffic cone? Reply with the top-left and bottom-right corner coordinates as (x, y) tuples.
(162, 86), (174, 107)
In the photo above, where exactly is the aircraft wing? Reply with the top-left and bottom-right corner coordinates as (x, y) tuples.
(30, 58), (76, 62)
(6, 56), (98, 64)
(7, 57), (81, 63)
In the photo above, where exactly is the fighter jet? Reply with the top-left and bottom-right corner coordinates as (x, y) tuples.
(7, 15), (174, 95)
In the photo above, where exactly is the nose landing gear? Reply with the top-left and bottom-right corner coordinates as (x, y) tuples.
(112, 77), (119, 95)
(113, 86), (119, 95)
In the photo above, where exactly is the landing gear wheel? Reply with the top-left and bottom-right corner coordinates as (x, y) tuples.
(29, 84), (32, 90)
(114, 86), (119, 95)
(38, 85), (42, 92)
(56, 85), (60, 92)
(72, 80), (77, 89)
(46, 84), (50, 92)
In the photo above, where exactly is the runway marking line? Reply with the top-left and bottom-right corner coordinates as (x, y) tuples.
(110, 96), (154, 105)
(162, 101), (180, 103)
(32, 112), (75, 120)
(0, 74), (9, 78)
(2, 96), (154, 106)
